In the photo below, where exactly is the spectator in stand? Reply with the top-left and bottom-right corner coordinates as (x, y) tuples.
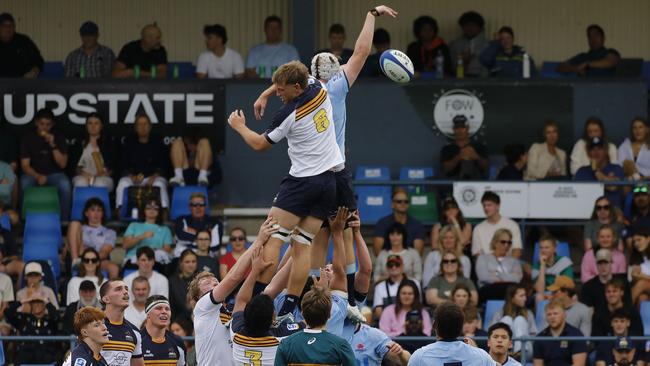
(497, 144), (527, 180)
(316, 24), (353, 65)
(525, 120), (567, 180)
(406, 16), (452, 77)
(533, 300), (587, 366)
(480, 26), (537, 78)
(379, 281), (431, 337)
(556, 24), (619, 77)
(113, 23), (167, 78)
(16, 262), (58, 308)
(476, 229), (523, 301)
(0, 223), (22, 277)
(372, 256), (417, 320)
(584, 196), (624, 251)
(628, 185), (650, 229)
(488, 323), (522, 366)
(489, 284), (537, 357)
(219, 227), (247, 280)
(0, 271), (14, 335)
(123, 198), (173, 265)
(123, 246), (169, 300)
(173, 191), (222, 257)
(449, 11), (489, 78)
(441, 115), (489, 180)
(374, 223), (422, 283)
(5, 293), (59, 364)
(245, 16), (299, 78)
(595, 311), (645, 366)
(423, 225), (471, 287)
(64, 21), (115, 78)
(575, 137), (625, 207)
(361, 28), (390, 77)
(581, 248), (632, 314)
(124, 276), (149, 327)
(62, 280), (101, 334)
(631, 227), (650, 305)
(591, 279), (643, 337)
(169, 249), (198, 321)
(20, 108), (71, 219)
(451, 283), (476, 313)
(0, 12), (43, 78)
(194, 230), (218, 274)
(169, 129), (218, 188)
(72, 113), (116, 191)
(533, 234), (573, 302)
(541, 276), (592, 339)
(66, 247), (106, 305)
(396, 309), (430, 355)
(429, 197), (472, 251)
(581, 226), (627, 283)
(115, 113), (169, 211)
(196, 24), (244, 79)
(171, 318), (195, 366)
(0, 157), (16, 209)
(472, 191), (523, 258)
(618, 117), (650, 180)
(570, 117), (618, 175)
(373, 187), (425, 255)
(425, 251), (477, 306)
(462, 306), (488, 351)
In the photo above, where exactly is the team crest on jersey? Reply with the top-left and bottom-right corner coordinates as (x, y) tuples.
(74, 358), (87, 366)
(124, 332), (133, 342)
(356, 343), (366, 351)
(286, 323), (299, 331)
(168, 348), (177, 358)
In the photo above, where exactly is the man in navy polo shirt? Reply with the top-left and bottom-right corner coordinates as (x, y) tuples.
(372, 188), (425, 255)
(575, 137), (625, 207)
(556, 24), (620, 77)
(533, 299), (587, 366)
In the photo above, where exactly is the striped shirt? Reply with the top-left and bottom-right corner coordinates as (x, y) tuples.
(141, 328), (186, 366)
(101, 319), (143, 366)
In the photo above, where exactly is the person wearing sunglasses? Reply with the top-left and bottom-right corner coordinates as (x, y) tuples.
(618, 117), (650, 180)
(66, 247), (107, 305)
(583, 196), (624, 252)
(425, 251), (477, 307)
(219, 227), (248, 280)
(372, 187), (425, 256)
(476, 228), (523, 302)
(173, 192), (222, 257)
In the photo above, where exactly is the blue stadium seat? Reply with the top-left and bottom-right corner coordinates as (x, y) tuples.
(123, 268), (137, 278)
(355, 185), (392, 225)
(532, 241), (570, 264)
(0, 338), (4, 366)
(23, 213), (62, 276)
(399, 166), (434, 181)
(623, 191), (634, 220)
(484, 300), (505, 329)
(488, 164), (501, 180)
(536, 299), (549, 330)
(540, 62), (566, 79)
(170, 186), (210, 220)
(643, 61), (650, 90)
(641, 301), (650, 335)
(168, 62), (196, 78)
(355, 166), (390, 181)
(71, 187), (111, 221)
(119, 189), (137, 222)
(40, 62), (64, 79)
(0, 213), (9, 230)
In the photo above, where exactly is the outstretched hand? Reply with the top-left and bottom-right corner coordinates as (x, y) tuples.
(374, 5), (398, 18)
(328, 207), (349, 233)
(227, 109), (246, 129)
(257, 217), (279, 245)
(250, 245), (273, 274)
(348, 210), (361, 233)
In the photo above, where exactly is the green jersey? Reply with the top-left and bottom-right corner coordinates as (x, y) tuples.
(274, 329), (356, 366)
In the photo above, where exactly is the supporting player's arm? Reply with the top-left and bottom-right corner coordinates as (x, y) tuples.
(350, 211), (372, 295)
(329, 207), (349, 292)
(227, 110), (272, 151)
(264, 256), (293, 299)
(234, 245), (273, 312)
(384, 342), (411, 365)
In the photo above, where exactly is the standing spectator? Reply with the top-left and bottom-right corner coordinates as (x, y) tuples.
(556, 24), (619, 77)
(583, 196), (624, 251)
(72, 113), (115, 191)
(581, 248), (632, 314)
(372, 187), (425, 255)
(429, 197), (472, 251)
(425, 251), (477, 306)
(480, 26), (536, 78)
(533, 234), (573, 301)
(123, 198), (173, 264)
(475, 229), (523, 301)
(113, 23), (167, 78)
(570, 117), (618, 175)
(62, 280), (101, 334)
(169, 249), (198, 321)
(123, 247), (169, 300)
(618, 117), (650, 179)
(449, 11), (489, 78)
(488, 323), (523, 366)
(0, 12), (43, 78)
(16, 262), (59, 308)
(379, 281), (431, 337)
(124, 276), (149, 327)
(423, 225), (472, 286)
(628, 185), (650, 229)
(372, 256), (416, 320)
(66, 247), (106, 305)
(525, 120), (567, 180)
(575, 137), (625, 207)
(441, 115), (489, 180)
(472, 191), (523, 258)
(497, 144), (527, 180)
(373, 223), (422, 283)
(194, 230), (219, 275)
(542, 276), (592, 339)
(581, 227), (627, 283)
(5, 294), (59, 364)
(173, 191), (222, 257)
(196, 24), (244, 79)
(115, 114), (169, 211)
(20, 108), (71, 219)
(169, 128), (218, 187)
(533, 300), (587, 366)
(595, 312), (645, 366)
(489, 285), (537, 357)
(219, 227), (247, 280)
(591, 279), (643, 337)
(245, 16), (299, 78)
(406, 16), (452, 76)
(361, 28), (390, 77)
(316, 24), (353, 65)
(64, 21), (115, 78)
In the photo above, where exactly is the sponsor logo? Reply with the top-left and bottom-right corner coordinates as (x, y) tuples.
(432, 89), (486, 138)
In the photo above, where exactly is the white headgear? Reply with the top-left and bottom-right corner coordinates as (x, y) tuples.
(310, 52), (341, 81)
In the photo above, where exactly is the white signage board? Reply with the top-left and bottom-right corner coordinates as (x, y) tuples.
(528, 182), (604, 219)
(453, 182), (529, 219)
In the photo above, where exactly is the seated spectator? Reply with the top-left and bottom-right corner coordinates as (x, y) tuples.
(372, 256), (417, 320)
(0, 224), (23, 277)
(533, 234), (573, 302)
(0, 12), (43, 78)
(5, 294), (59, 364)
(592, 279), (643, 336)
(245, 16), (299, 78)
(570, 116), (618, 175)
(20, 108), (71, 219)
(373, 188), (425, 255)
(476, 229), (523, 301)
(113, 23), (167, 78)
(169, 249), (198, 321)
(196, 24), (244, 79)
(194, 230), (219, 274)
(169, 129), (217, 187)
(0, 271), (14, 335)
(581, 226), (626, 283)
(123, 198), (172, 265)
(173, 191), (222, 257)
(64, 21), (115, 78)
(72, 113), (115, 191)
(406, 16), (452, 77)
(429, 197), (472, 250)
(480, 26), (537, 78)
(441, 115), (489, 180)
(316, 24), (353, 65)
(487, 323), (521, 366)
(397, 309), (430, 355)
(581, 248), (632, 313)
(66, 247), (106, 305)
(16, 262), (58, 308)
(556, 24), (619, 77)
(0, 159), (16, 210)
(575, 137), (625, 207)
(583, 196), (624, 251)
(497, 144), (527, 180)
(62, 280), (100, 334)
(449, 11), (489, 78)
(425, 251), (477, 306)
(379, 281), (431, 337)
(533, 300), (587, 366)
(462, 306), (488, 351)
(595, 311), (646, 366)
(171, 318), (195, 366)
(423, 225), (471, 287)
(631, 227), (650, 305)
(451, 283), (477, 312)
(115, 114), (169, 211)
(374, 223), (422, 283)
(219, 227), (248, 280)
(472, 191), (523, 258)
(124, 276), (149, 327)
(543, 276), (592, 337)
(618, 117), (650, 180)
(124, 246), (169, 300)
(525, 120), (567, 180)
(361, 28), (390, 77)
(489, 284), (536, 357)
(627, 185), (650, 229)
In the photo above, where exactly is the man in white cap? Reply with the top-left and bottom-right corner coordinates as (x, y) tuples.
(16, 261), (58, 308)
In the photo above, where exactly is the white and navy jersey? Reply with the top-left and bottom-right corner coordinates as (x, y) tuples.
(230, 311), (303, 366)
(502, 356), (523, 366)
(326, 290), (348, 338)
(193, 291), (235, 366)
(323, 70), (349, 160)
(408, 340), (497, 366)
(101, 318), (143, 366)
(141, 328), (186, 366)
(352, 324), (392, 366)
(264, 79), (344, 177)
(63, 341), (108, 366)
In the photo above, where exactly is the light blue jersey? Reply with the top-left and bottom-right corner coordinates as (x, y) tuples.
(274, 291), (304, 323)
(351, 324), (391, 366)
(324, 69), (349, 159)
(408, 340), (497, 366)
(326, 290), (348, 337)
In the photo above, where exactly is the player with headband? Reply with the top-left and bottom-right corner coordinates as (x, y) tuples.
(140, 295), (186, 366)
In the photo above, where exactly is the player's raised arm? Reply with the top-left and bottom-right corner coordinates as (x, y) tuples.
(328, 207), (349, 292)
(228, 109), (272, 151)
(350, 210), (372, 296)
(234, 245), (273, 312)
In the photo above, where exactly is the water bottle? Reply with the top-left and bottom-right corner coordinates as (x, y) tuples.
(173, 64), (179, 79)
(435, 50), (444, 79)
(150, 65), (157, 79)
(523, 53), (531, 79)
(258, 65), (266, 78)
(456, 55), (464, 79)
(131, 207), (139, 220)
(79, 65), (86, 78)
(134, 64), (141, 79)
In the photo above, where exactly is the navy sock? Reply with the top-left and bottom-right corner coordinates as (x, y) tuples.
(346, 273), (356, 306)
(253, 281), (267, 297)
(279, 294), (300, 316)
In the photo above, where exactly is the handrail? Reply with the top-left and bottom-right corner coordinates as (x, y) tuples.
(352, 179), (641, 186)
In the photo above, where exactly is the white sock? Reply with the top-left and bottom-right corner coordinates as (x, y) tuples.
(198, 169), (209, 181)
(174, 168), (183, 179)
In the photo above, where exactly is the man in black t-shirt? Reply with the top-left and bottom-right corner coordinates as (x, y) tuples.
(556, 24), (620, 77)
(0, 12), (43, 78)
(113, 23), (167, 78)
(440, 115), (489, 180)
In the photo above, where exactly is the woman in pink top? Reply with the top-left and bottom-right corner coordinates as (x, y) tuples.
(379, 281), (431, 337)
(581, 224), (627, 283)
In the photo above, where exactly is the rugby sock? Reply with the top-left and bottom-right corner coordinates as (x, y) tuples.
(253, 281), (267, 297)
(173, 168), (183, 179)
(279, 294), (300, 316)
(198, 169), (209, 181)
(346, 273), (356, 306)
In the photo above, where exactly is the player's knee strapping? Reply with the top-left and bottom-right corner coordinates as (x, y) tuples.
(292, 227), (315, 246)
(271, 226), (293, 242)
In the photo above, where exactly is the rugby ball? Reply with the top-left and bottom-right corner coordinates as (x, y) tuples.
(379, 49), (414, 83)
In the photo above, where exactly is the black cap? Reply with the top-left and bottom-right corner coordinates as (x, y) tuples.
(614, 336), (634, 351)
(632, 224), (650, 237)
(79, 280), (97, 292)
(588, 136), (605, 149)
(80, 21), (98, 36)
(405, 309), (422, 321)
(452, 115), (468, 128)
(0, 13), (15, 25)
